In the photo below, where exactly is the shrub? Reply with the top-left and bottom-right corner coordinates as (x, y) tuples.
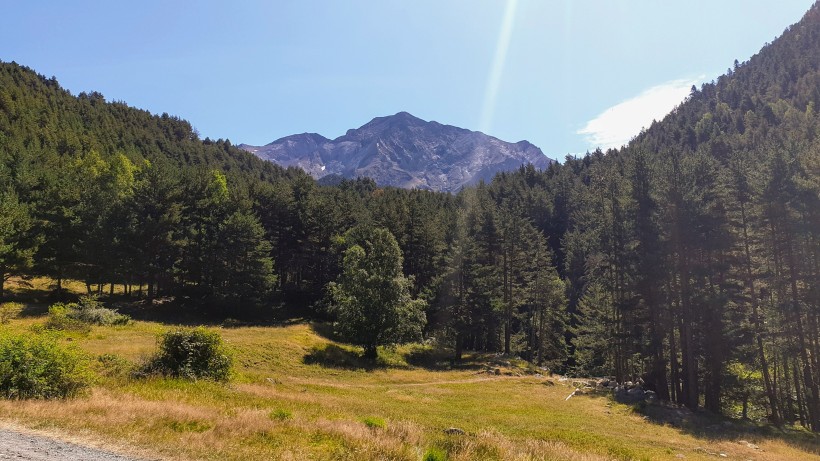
(71, 306), (130, 326)
(44, 304), (91, 334)
(0, 331), (92, 399)
(45, 296), (129, 332)
(144, 328), (233, 381)
(0, 302), (24, 324)
(70, 295), (130, 325)
(95, 353), (134, 379)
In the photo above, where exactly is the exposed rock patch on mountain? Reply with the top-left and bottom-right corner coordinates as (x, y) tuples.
(239, 112), (553, 192)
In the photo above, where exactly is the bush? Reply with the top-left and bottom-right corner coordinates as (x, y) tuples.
(44, 304), (91, 334)
(71, 306), (130, 326)
(95, 353), (134, 379)
(144, 328), (233, 381)
(45, 296), (129, 332)
(0, 302), (24, 324)
(70, 295), (130, 325)
(0, 331), (92, 399)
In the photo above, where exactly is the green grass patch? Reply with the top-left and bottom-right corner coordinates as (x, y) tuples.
(362, 416), (386, 429)
(422, 447), (447, 461)
(166, 419), (212, 433)
(269, 408), (292, 421)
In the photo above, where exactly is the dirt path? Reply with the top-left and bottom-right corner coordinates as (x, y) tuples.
(0, 427), (145, 461)
(279, 374), (538, 389)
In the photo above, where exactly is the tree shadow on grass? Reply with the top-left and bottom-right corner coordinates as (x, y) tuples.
(302, 343), (385, 371)
(14, 303), (49, 318)
(307, 323), (491, 373)
(602, 397), (820, 457)
(674, 414), (820, 457)
(404, 347), (485, 372)
(309, 321), (342, 342)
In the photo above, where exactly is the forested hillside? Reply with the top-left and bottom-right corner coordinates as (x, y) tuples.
(1, 1), (819, 434)
(557, 4), (820, 429)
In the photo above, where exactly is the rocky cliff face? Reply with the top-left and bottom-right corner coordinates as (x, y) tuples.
(239, 112), (552, 192)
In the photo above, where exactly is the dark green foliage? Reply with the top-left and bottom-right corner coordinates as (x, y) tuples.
(145, 328), (233, 381)
(0, 190), (35, 300)
(0, 331), (92, 399)
(329, 226), (427, 359)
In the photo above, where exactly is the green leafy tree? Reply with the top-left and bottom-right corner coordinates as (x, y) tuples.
(329, 226), (426, 359)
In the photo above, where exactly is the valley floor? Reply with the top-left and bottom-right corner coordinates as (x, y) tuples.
(0, 286), (817, 460)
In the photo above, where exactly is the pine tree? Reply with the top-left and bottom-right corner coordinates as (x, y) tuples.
(0, 190), (34, 299)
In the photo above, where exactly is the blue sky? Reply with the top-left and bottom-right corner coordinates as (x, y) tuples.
(1, 1), (813, 159)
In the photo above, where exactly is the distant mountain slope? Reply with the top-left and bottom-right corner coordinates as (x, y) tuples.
(629, 2), (820, 157)
(240, 112), (553, 192)
(0, 61), (308, 186)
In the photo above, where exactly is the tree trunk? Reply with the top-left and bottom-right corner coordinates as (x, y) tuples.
(0, 264), (6, 301)
(454, 332), (463, 363)
(363, 344), (378, 360)
(503, 249), (511, 354)
(787, 239), (819, 431)
(678, 252), (698, 411)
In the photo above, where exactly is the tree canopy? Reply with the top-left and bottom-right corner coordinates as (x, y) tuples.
(329, 226), (426, 359)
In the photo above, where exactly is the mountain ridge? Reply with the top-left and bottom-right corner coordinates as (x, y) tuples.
(239, 112), (553, 192)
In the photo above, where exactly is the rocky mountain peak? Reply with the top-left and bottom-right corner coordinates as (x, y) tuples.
(240, 112), (553, 192)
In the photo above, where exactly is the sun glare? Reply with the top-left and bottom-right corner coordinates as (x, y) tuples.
(480, 0), (519, 134)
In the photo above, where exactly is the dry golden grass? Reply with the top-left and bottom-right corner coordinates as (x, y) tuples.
(0, 296), (817, 460)
(5, 276), (137, 297)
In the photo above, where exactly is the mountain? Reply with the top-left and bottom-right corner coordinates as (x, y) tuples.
(239, 112), (553, 192)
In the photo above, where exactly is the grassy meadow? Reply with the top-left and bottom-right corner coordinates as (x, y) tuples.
(0, 279), (817, 460)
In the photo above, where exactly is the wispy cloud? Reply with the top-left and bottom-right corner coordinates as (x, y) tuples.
(578, 77), (703, 150)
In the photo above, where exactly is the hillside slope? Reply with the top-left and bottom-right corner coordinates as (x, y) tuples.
(471, 1), (820, 431)
(0, 61), (307, 185)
